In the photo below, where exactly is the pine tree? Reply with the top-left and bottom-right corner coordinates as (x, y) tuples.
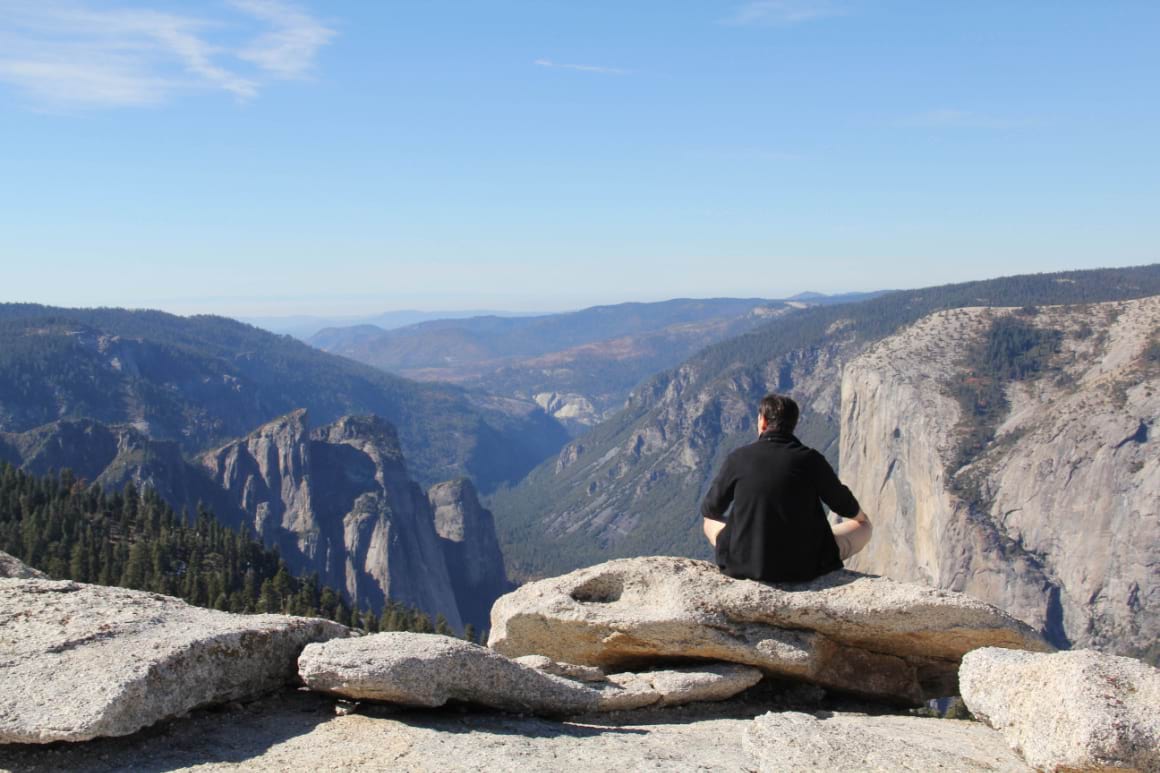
(412, 612), (434, 634)
(259, 579), (278, 613)
(121, 541), (150, 590)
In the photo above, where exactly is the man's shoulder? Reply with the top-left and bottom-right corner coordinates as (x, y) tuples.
(728, 435), (815, 465)
(748, 432), (816, 454)
(729, 437), (769, 458)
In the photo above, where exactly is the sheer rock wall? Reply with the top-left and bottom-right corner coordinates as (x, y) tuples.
(840, 298), (1159, 660)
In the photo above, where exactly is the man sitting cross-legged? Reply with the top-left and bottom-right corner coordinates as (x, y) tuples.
(701, 393), (872, 583)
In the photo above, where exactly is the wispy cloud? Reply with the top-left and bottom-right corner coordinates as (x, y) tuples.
(0, 0), (334, 109)
(896, 109), (1032, 130)
(720, 0), (847, 26)
(534, 58), (627, 76)
(232, 0), (334, 78)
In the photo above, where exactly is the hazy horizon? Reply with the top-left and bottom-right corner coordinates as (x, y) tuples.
(3, 262), (1157, 320)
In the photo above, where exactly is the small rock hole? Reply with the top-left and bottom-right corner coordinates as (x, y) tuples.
(570, 574), (624, 603)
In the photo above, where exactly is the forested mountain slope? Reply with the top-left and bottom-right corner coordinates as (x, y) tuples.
(0, 465), (457, 635)
(488, 264), (1160, 580)
(0, 305), (567, 491)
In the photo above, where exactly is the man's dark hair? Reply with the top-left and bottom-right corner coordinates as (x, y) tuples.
(759, 394), (799, 434)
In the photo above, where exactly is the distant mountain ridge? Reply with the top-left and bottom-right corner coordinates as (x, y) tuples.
(243, 309), (543, 341)
(311, 294), (882, 432)
(311, 298), (789, 364)
(0, 304), (567, 491)
(487, 264), (1160, 581)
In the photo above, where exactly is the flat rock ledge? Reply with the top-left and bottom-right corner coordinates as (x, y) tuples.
(488, 556), (1050, 704)
(960, 647), (1160, 773)
(0, 550), (47, 579)
(0, 578), (349, 744)
(743, 711), (1034, 772)
(298, 632), (762, 715)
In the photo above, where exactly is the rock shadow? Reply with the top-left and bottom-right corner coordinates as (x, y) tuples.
(773, 569), (868, 591)
(0, 689), (337, 773)
(357, 702), (649, 739)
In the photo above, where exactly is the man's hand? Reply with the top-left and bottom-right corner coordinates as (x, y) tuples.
(831, 509), (873, 561)
(702, 517), (725, 548)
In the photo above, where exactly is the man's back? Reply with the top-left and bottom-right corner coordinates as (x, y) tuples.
(701, 429), (862, 582)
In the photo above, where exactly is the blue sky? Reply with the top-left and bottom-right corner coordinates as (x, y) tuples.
(1, 0), (1157, 316)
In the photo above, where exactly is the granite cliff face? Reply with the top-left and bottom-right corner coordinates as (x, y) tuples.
(428, 478), (511, 631)
(201, 410), (469, 629)
(840, 298), (1159, 661)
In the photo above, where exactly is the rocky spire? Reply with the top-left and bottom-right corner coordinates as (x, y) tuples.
(428, 477), (511, 631)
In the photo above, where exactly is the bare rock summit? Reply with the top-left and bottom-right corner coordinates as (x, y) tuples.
(0, 578), (349, 744)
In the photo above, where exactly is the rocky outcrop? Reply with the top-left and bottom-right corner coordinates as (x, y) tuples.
(297, 632), (762, 715)
(202, 410), (463, 630)
(0, 578), (348, 744)
(428, 478), (510, 631)
(533, 391), (601, 429)
(0, 550), (46, 579)
(960, 647), (1160, 773)
(488, 556), (1049, 704)
(743, 711), (1033, 772)
(841, 298), (1160, 658)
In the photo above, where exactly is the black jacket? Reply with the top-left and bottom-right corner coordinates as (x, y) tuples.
(700, 430), (861, 582)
